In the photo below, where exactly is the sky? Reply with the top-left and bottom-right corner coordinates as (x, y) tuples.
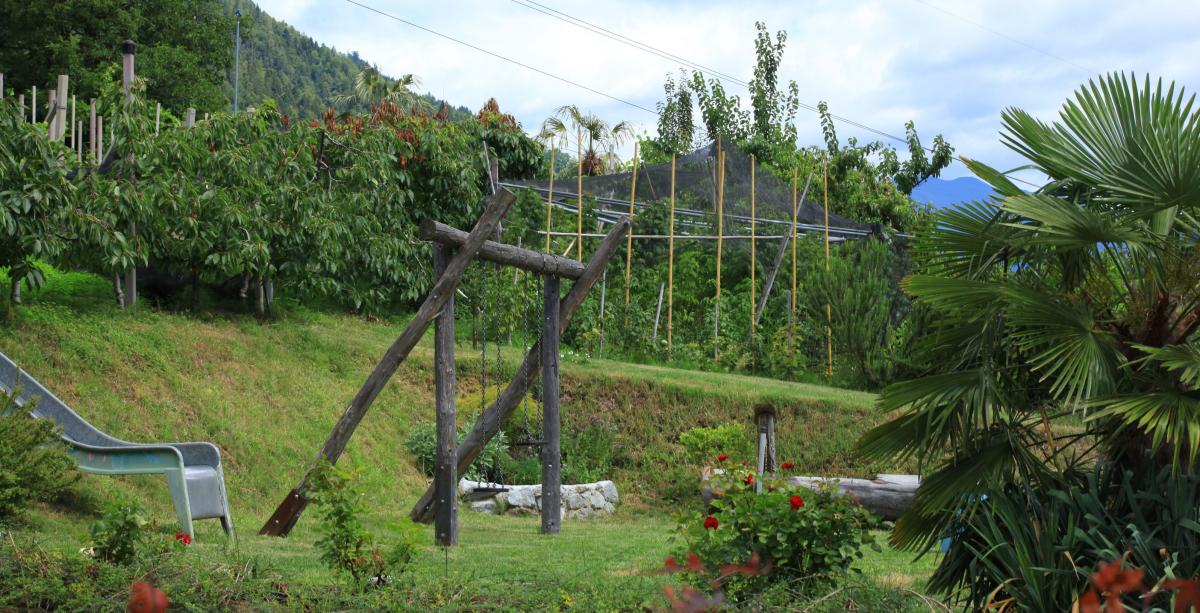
(252, 0), (1200, 181)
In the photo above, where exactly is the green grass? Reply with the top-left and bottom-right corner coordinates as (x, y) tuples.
(0, 266), (937, 609)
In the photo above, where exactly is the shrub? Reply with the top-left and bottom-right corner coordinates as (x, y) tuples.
(0, 389), (77, 520)
(90, 497), (151, 565)
(679, 422), (752, 465)
(309, 461), (421, 586)
(405, 422), (508, 483)
(674, 466), (877, 600)
(562, 422), (616, 484)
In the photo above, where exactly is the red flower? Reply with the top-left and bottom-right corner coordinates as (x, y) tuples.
(174, 532), (191, 546)
(780, 461), (795, 470)
(790, 495), (805, 510)
(743, 474), (755, 486)
(703, 516), (719, 530)
(128, 582), (169, 613)
(716, 453), (729, 462)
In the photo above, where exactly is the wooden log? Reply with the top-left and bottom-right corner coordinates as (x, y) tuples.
(541, 274), (562, 535)
(789, 475), (917, 520)
(410, 216), (632, 523)
(755, 174), (812, 326)
(419, 220), (584, 280)
(260, 189), (517, 537)
(433, 244), (458, 547)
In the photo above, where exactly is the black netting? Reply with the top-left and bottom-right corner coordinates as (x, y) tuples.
(506, 142), (872, 239)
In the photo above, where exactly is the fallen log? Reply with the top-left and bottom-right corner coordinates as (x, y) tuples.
(788, 475), (917, 520)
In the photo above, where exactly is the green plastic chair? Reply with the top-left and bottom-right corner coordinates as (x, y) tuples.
(1, 351), (234, 540)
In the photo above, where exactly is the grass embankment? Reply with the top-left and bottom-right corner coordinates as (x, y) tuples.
(1, 267), (936, 610)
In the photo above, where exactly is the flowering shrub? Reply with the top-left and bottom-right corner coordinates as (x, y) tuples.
(677, 459), (877, 600)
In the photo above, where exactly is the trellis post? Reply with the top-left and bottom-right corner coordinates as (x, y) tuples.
(122, 40), (138, 314)
(545, 144), (555, 253)
(623, 142), (638, 329)
(789, 169), (798, 356)
(749, 155), (757, 339)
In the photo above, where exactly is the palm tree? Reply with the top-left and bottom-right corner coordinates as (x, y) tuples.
(540, 105), (633, 176)
(857, 73), (1200, 550)
(335, 66), (429, 112)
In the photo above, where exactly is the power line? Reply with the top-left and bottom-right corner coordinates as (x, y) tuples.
(340, 0), (658, 116)
(910, 0), (1096, 76)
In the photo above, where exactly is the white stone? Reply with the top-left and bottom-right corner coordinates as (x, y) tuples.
(470, 500), (497, 514)
(598, 481), (619, 504)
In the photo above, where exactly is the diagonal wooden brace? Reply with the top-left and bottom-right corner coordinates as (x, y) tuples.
(410, 216), (632, 523)
(259, 189), (517, 537)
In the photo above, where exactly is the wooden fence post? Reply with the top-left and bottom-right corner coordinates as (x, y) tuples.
(122, 40), (138, 314)
(541, 274), (562, 535)
(755, 403), (777, 491)
(433, 244), (458, 547)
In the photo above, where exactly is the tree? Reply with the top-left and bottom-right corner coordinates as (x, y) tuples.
(654, 71), (696, 157)
(540, 105), (633, 176)
(333, 66), (428, 112)
(857, 73), (1200, 551)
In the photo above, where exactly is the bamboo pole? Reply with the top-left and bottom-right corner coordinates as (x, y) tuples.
(70, 95), (76, 148)
(545, 145), (555, 253)
(714, 149), (724, 362)
(31, 87), (36, 123)
(56, 75), (67, 141)
(789, 168), (798, 357)
(576, 127), (583, 261)
(46, 90), (56, 138)
(623, 142), (638, 326)
(76, 121), (82, 162)
(750, 154), (756, 337)
(89, 100), (97, 161)
(667, 154), (676, 351)
(824, 156), (832, 377)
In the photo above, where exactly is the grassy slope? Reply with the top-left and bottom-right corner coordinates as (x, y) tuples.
(1, 268), (935, 609)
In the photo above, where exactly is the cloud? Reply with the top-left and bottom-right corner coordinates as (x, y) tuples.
(278, 0), (1200, 179)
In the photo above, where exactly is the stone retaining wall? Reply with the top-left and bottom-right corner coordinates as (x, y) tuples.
(458, 479), (619, 518)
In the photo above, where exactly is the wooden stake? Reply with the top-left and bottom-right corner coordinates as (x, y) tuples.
(97, 115), (104, 162)
(261, 190), (517, 537)
(756, 175), (810, 326)
(46, 90), (56, 138)
(56, 75), (68, 141)
(184, 108), (196, 127)
(750, 154), (756, 338)
(668, 154), (676, 351)
(70, 95), (76, 148)
(155, 103), (161, 134)
(790, 168), (798, 357)
(545, 145), (555, 253)
(31, 86), (36, 123)
(715, 149), (724, 362)
(623, 142), (638, 327)
(122, 40), (137, 314)
(88, 100), (96, 161)
(541, 274), (562, 535)
(576, 127), (583, 261)
(76, 121), (82, 162)
(824, 156), (832, 378)
(652, 282), (665, 341)
(433, 244), (458, 547)
(18, 95), (24, 122)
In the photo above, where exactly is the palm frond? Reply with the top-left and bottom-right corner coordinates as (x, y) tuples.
(1000, 194), (1147, 249)
(1133, 342), (1200, 386)
(1088, 390), (1200, 467)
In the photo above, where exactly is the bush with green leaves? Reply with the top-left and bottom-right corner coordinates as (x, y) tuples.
(679, 422), (752, 465)
(89, 497), (151, 565)
(674, 471), (877, 600)
(308, 460), (421, 586)
(404, 422), (508, 483)
(0, 389), (77, 520)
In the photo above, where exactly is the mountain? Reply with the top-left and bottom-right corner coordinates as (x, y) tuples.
(217, 0), (469, 120)
(911, 176), (995, 209)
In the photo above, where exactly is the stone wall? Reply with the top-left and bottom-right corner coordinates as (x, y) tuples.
(458, 479), (619, 519)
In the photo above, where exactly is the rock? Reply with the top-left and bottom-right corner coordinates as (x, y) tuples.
(598, 481), (619, 504)
(458, 479), (620, 518)
(470, 500), (497, 514)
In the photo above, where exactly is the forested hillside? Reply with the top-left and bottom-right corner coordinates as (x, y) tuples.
(215, 0), (470, 120)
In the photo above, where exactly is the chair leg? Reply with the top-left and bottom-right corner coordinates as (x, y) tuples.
(164, 469), (195, 538)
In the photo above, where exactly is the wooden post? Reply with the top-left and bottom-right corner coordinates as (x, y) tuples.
(0, 73), (4, 98)
(18, 95), (24, 122)
(652, 282), (665, 341)
(576, 127), (583, 261)
(184, 108), (196, 127)
(31, 86), (36, 123)
(713, 149), (724, 357)
(598, 271), (607, 358)
(46, 90), (56, 138)
(667, 154), (676, 352)
(750, 154), (756, 337)
(623, 142), (638, 328)
(433, 244), (458, 547)
(76, 121), (82, 162)
(155, 103), (161, 135)
(88, 101), (97, 162)
(541, 274), (562, 535)
(410, 217), (632, 524)
(545, 144), (555, 253)
(755, 403), (777, 478)
(758, 174), (811, 325)
(420, 220), (584, 279)
(122, 40), (138, 314)
(789, 169), (798, 356)
(824, 156), (832, 377)
(260, 189), (517, 537)
(70, 94), (76, 148)
(56, 75), (68, 141)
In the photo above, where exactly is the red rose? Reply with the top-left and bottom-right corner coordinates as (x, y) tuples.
(790, 495), (805, 510)
(703, 516), (719, 530)
(717, 453), (729, 462)
(174, 532), (191, 546)
(781, 461), (795, 470)
(743, 474), (755, 486)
